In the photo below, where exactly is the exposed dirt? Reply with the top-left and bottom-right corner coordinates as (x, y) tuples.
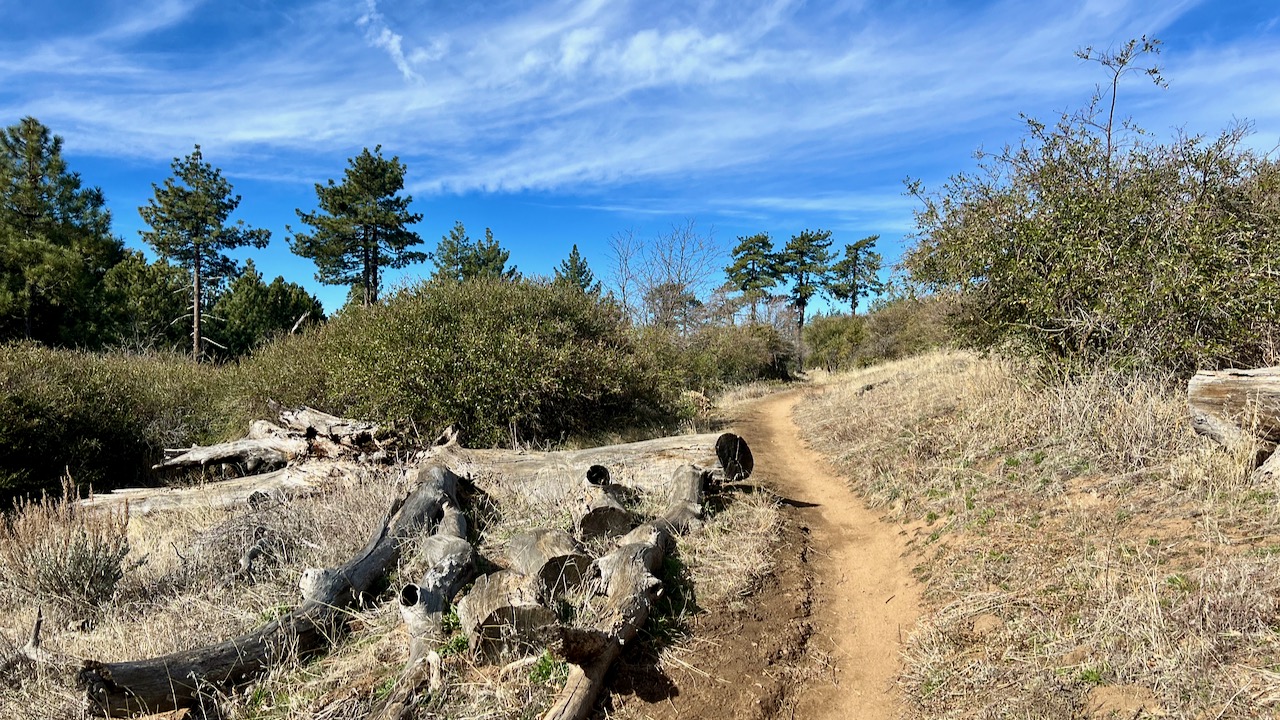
(611, 388), (923, 719)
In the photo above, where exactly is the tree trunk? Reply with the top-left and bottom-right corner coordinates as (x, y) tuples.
(1187, 367), (1280, 445)
(192, 253), (202, 360)
(507, 529), (591, 597)
(78, 463), (461, 717)
(153, 436), (309, 472)
(456, 570), (557, 662)
(541, 462), (709, 720)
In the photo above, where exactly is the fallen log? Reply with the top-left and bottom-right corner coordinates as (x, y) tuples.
(78, 463), (460, 717)
(541, 462), (710, 720)
(375, 500), (476, 720)
(507, 529), (591, 597)
(154, 436), (308, 473)
(277, 405), (378, 442)
(456, 571), (557, 662)
(1188, 367), (1280, 445)
(573, 466), (631, 540)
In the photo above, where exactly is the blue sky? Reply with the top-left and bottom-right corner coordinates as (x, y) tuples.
(2, 0), (1278, 313)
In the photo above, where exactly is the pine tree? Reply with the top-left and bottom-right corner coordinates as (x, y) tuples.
(778, 228), (833, 345)
(291, 146), (425, 306)
(826, 235), (884, 314)
(430, 221), (517, 281)
(0, 117), (123, 345)
(725, 232), (779, 322)
(139, 145), (269, 359)
(102, 250), (189, 350)
(211, 260), (324, 357)
(553, 244), (600, 294)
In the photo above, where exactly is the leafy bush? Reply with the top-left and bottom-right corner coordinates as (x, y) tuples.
(678, 322), (793, 390)
(0, 480), (131, 612)
(0, 343), (232, 501)
(805, 314), (866, 371)
(238, 278), (683, 446)
(904, 83), (1280, 375)
(804, 296), (953, 371)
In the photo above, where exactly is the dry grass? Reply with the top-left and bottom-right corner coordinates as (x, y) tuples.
(795, 350), (1280, 719)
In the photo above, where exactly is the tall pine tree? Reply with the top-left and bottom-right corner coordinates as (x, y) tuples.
(778, 228), (833, 346)
(826, 235), (884, 314)
(725, 232), (779, 322)
(291, 146), (425, 306)
(211, 260), (324, 357)
(139, 145), (269, 359)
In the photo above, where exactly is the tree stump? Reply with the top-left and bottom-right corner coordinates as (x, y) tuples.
(507, 529), (591, 597)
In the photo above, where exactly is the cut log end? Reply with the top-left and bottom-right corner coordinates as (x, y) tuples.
(715, 433), (754, 481)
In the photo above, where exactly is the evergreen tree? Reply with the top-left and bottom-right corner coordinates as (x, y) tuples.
(826, 235), (884, 314)
(553, 244), (600, 294)
(139, 145), (269, 359)
(291, 146), (425, 306)
(211, 260), (324, 357)
(431, 221), (517, 281)
(102, 249), (189, 350)
(725, 232), (779, 322)
(0, 117), (123, 345)
(778, 228), (833, 344)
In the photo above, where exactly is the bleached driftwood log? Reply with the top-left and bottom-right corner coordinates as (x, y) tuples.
(375, 500), (476, 720)
(541, 463), (711, 720)
(78, 464), (460, 717)
(1188, 367), (1280, 446)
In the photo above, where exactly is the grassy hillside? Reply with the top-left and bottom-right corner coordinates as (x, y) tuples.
(796, 351), (1280, 718)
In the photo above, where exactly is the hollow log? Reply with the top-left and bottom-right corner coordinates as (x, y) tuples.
(1188, 367), (1280, 445)
(456, 571), (557, 662)
(154, 436), (308, 472)
(541, 462), (711, 720)
(715, 432), (754, 481)
(78, 463), (460, 717)
(507, 529), (591, 597)
(572, 467), (631, 540)
(376, 500), (476, 720)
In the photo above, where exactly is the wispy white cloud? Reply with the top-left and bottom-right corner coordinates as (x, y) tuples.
(3, 0), (1277, 206)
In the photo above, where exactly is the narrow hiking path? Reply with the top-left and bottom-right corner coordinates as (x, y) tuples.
(737, 388), (922, 719)
(614, 387), (923, 719)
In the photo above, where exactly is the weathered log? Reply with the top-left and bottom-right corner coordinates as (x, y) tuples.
(154, 436), (308, 472)
(277, 405), (378, 442)
(81, 461), (360, 514)
(78, 463), (460, 717)
(1188, 367), (1280, 445)
(507, 529), (591, 597)
(715, 432), (754, 481)
(376, 500), (476, 720)
(456, 571), (557, 662)
(541, 462), (711, 720)
(0, 609), (54, 679)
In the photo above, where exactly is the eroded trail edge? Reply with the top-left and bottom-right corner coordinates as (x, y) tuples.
(738, 389), (923, 719)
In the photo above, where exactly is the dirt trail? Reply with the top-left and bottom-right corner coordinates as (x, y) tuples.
(613, 387), (922, 719)
(736, 389), (923, 719)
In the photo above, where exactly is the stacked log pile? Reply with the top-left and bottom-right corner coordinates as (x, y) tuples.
(59, 406), (753, 718)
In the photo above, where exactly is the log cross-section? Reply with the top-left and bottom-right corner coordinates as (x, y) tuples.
(78, 463), (460, 717)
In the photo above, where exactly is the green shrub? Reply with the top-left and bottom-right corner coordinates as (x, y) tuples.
(679, 322), (793, 390)
(237, 278), (683, 446)
(0, 343), (231, 501)
(805, 314), (866, 371)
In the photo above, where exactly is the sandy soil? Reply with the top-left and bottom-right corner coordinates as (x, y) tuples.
(614, 388), (922, 719)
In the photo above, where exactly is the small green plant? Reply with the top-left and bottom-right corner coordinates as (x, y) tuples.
(1077, 666), (1106, 685)
(439, 632), (469, 657)
(528, 649), (569, 686)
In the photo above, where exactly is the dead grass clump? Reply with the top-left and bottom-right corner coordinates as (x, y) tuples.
(684, 487), (781, 609)
(0, 480), (132, 615)
(797, 349), (1280, 719)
